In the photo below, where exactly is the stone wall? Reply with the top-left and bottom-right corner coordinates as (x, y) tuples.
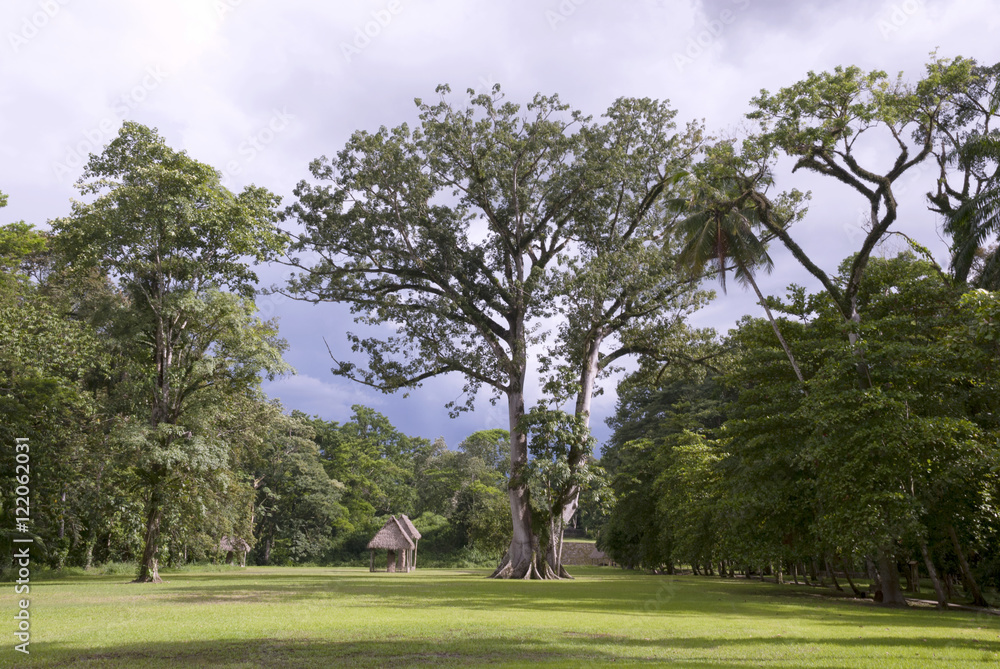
(561, 541), (597, 566)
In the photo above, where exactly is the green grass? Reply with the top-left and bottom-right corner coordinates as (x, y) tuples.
(3, 566), (998, 667)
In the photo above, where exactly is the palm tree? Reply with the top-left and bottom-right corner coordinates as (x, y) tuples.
(943, 133), (1000, 289)
(929, 63), (1000, 288)
(676, 145), (806, 385)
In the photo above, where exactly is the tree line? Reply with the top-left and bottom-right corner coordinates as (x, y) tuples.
(0, 128), (511, 579)
(599, 57), (1000, 606)
(1, 55), (997, 602)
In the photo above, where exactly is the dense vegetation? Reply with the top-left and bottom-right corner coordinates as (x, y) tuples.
(2, 55), (998, 603)
(597, 56), (1000, 607)
(0, 128), (513, 575)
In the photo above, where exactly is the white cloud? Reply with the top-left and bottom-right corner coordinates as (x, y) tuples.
(4, 0), (994, 450)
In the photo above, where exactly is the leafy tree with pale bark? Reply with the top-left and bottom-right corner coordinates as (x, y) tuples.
(285, 86), (704, 578)
(537, 98), (710, 574)
(52, 122), (290, 582)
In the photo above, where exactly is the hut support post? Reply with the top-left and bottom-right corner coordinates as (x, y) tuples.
(369, 550), (375, 572)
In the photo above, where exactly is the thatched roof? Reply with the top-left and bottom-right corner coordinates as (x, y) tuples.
(589, 547), (608, 559)
(367, 516), (415, 551)
(219, 536), (250, 552)
(396, 514), (421, 541)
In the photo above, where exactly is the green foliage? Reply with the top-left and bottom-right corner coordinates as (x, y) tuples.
(675, 140), (807, 293)
(250, 411), (347, 565)
(0, 221), (47, 283)
(286, 86), (594, 413)
(452, 481), (511, 560)
(606, 255), (1000, 595)
(927, 60), (1000, 287)
(48, 122), (290, 580)
(601, 371), (728, 570)
(457, 429), (510, 477)
(310, 405), (428, 530)
(722, 255), (1000, 584)
(520, 408), (611, 566)
(744, 57), (975, 327)
(54, 121), (287, 298)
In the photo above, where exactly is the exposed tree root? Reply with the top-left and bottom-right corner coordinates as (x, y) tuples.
(489, 551), (563, 580)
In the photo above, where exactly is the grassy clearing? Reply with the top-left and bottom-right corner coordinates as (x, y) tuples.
(3, 566), (998, 667)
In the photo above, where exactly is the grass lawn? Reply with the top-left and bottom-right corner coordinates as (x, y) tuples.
(4, 566), (998, 667)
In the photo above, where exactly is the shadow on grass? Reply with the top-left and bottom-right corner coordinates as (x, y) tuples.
(103, 569), (998, 633)
(31, 632), (1000, 669)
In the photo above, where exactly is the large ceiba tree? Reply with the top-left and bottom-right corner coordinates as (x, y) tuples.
(284, 86), (697, 578)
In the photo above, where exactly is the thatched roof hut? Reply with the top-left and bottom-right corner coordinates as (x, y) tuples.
(219, 536), (250, 566)
(367, 515), (419, 572)
(396, 513), (422, 541)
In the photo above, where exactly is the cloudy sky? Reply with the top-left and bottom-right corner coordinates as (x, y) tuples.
(3, 0), (995, 449)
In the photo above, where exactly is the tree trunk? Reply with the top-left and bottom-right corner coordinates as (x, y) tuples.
(875, 550), (907, 606)
(908, 561), (920, 593)
(84, 535), (95, 571)
(492, 384), (552, 579)
(825, 558), (843, 591)
(134, 485), (164, 583)
(747, 272), (806, 386)
(947, 524), (989, 607)
(918, 539), (947, 609)
(839, 557), (865, 598)
(545, 335), (605, 579)
(902, 561), (914, 593)
(943, 573), (955, 600)
(84, 464), (104, 571)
